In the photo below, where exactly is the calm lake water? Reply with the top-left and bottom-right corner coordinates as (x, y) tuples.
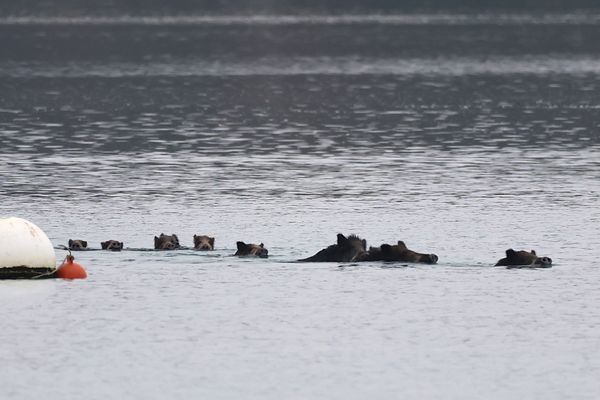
(1, 13), (600, 400)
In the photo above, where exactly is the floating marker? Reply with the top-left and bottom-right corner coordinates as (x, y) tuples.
(0, 217), (57, 279)
(55, 254), (87, 280)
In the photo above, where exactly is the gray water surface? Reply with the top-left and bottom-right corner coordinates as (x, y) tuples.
(1, 14), (600, 400)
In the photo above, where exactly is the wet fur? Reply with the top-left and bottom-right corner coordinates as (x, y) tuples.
(101, 240), (123, 251)
(68, 239), (88, 251)
(495, 249), (552, 267)
(298, 233), (367, 262)
(357, 240), (438, 264)
(193, 235), (215, 251)
(235, 241), (268, 258)
(154, 233), (181, 250)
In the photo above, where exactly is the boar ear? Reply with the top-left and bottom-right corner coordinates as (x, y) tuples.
(193, 234), (198, 239)
(68, 239), (73, 247)
(101, 241), (108, 249)
(82, 241), (88, 248)
(260, 243), (264, 248)
(236, 241), (246, 251)
(154, 236), (160, 247)
(381, 244), (392, 253)
(397, 240), (407, 249)
(337, 234), (347, 245)
(209, 237), (215, 247)
(530, 250), (536, 255)
(506, 249), (516, 258)
(172, 234), (179, 241)
(362, 239), (367, 250)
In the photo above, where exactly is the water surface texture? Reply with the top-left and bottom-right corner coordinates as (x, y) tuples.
(1, 14), (600, 400)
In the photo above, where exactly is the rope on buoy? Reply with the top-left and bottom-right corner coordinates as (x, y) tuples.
(31, 250), (72, 279)
(30, 269), (58, 279)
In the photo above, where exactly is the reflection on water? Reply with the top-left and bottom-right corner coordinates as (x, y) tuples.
(4, 14), (600, 25)
(1, 75), (598, 155)
(1, 14), (600, 400)
(4, 56), (600, 77)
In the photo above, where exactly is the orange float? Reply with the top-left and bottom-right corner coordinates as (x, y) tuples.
(55, 255), (87, 279)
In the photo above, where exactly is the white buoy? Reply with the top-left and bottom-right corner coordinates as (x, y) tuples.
(0, 217), (56, 279)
